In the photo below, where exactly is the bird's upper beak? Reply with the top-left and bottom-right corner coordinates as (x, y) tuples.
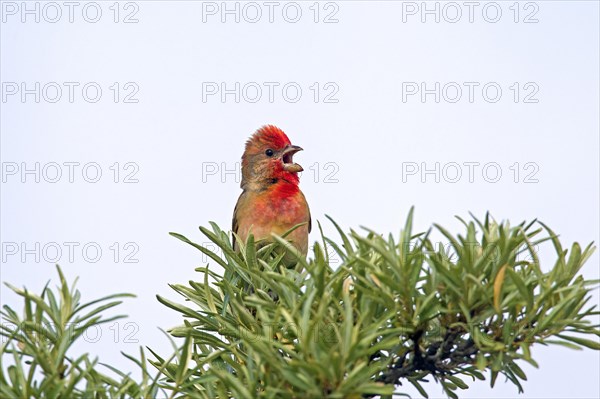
(281, 145), (304, 172)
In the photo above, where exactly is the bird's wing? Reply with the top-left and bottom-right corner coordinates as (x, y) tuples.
(303, 191), (312, 233)
(232, 191), (245, 250)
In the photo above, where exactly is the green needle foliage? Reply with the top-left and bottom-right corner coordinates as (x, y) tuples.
(155, 208), (599, 398)
(0, 266), (176, 398)
(1, 209), (599, 398)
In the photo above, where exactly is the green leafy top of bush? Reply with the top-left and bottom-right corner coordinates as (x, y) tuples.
(1, 209), (598, 398)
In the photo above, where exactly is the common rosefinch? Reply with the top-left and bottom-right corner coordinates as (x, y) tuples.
(232, 125), (311, 266)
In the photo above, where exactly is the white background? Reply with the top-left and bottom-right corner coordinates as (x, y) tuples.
(1, 1), (599, 398)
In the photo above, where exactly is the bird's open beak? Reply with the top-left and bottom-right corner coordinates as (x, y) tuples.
(281, 145), (303, 172)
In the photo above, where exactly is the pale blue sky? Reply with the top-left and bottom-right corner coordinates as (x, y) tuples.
(1, 1), (599, 398)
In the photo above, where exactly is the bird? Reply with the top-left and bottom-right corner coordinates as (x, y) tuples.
(232, 125), (311, 267)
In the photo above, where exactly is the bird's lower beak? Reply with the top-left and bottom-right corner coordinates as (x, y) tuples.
(282, 145), (304, 172)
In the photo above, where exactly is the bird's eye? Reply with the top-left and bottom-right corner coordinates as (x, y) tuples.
(265, 149), (274, 157)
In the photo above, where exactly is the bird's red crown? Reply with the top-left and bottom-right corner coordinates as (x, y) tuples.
(245, 125), (291, 152)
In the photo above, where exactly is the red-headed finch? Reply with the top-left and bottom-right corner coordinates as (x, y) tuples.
(232, 125), (311, 266)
